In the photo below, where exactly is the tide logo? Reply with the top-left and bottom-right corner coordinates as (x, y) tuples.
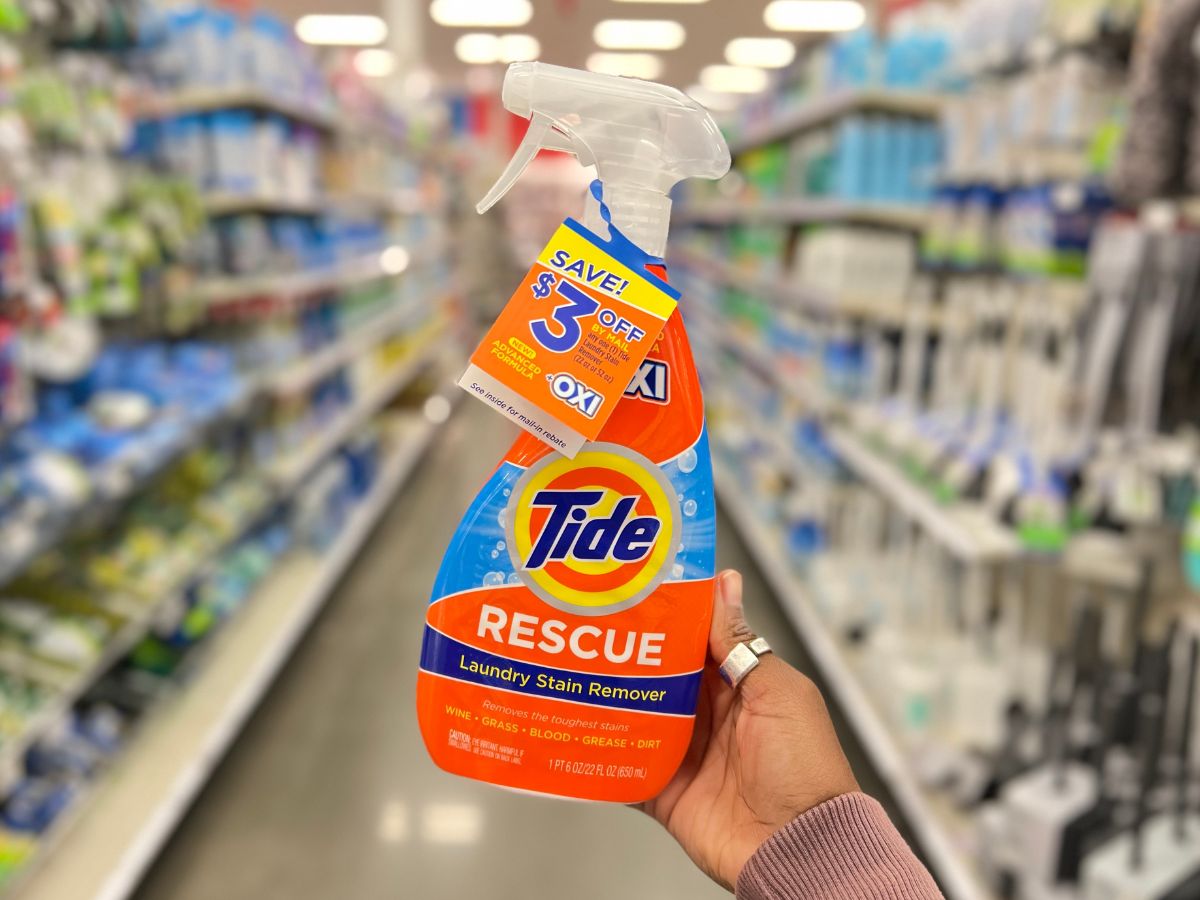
(506, 444), (679, 615)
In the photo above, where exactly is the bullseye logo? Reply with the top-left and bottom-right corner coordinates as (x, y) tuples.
(506, 444), (679, 615)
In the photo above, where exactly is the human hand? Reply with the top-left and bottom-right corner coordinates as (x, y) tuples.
(640, 570), (859, 891)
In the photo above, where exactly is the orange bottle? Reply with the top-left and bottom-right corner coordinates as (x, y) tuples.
(417, 62), (730, 802)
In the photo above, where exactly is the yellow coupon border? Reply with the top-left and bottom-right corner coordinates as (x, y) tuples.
(537, 224), (677, 321)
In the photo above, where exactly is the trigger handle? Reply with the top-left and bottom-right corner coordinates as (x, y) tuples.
(477, 116), (585, 215)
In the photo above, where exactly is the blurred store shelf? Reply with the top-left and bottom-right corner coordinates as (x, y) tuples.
(714, 462), (993, 900)
(139, 87), (337, 132)
(673, 247), (926, 328)
(694, 317), (842, 417)
(0, 387), (254, 592)
(259, 303), (428, 397)
(196, 236), (448, 309)
(188, 186), (434, 223)
(0, 291), (450, 601)
(201, 193), (325, 217)
(0, 330), (453, 810)
(194, 256), (375, 307)
(732, 405), (823, 485)
(13, 407), (454, 900)
(826, 427), (1021, 564)
(676, 198), (929, 231)
(689, 296), (1014, 563)
(728, 89), (943, 156)
(330, 191), (443, 219)
(953, 21), (1136, 81)
(267, 330), (450, 491)
(203, 186), (442, 222)
(0, 487), (276, 800)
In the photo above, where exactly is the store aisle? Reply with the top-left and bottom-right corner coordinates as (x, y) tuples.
(133, 398), (901, 900)
(135, 401), (731, 900)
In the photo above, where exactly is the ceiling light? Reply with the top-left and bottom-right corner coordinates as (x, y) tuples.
(455, 32), (500, 64)
(499, 33), (540, 62)
(614, 0), (706, 3)
(586, 52), (663, 79)
(354, 49), (396, 78)
(454, 33), (536, 64)
(725, 37), (796, 68)
(686, 84), (740, 111)
(700, 64), (769, 94)
(594, 19), (685, 50)
(430, 0), (532, 27)
(381, 245), (410, 275)
(295, 15), (387, 46)
(764, 1), (866, 32)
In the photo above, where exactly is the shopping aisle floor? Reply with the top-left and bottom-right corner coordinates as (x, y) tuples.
(135, 401), (891, 900)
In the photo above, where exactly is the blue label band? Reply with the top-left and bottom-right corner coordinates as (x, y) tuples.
(420, 629), (701, 717)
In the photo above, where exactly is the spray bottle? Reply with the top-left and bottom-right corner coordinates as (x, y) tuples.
(417, 63), (730, 802)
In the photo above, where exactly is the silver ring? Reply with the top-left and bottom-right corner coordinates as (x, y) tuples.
(719, 637), (773, 688)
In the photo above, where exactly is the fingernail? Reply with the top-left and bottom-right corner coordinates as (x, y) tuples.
(719, 571), (742, 609)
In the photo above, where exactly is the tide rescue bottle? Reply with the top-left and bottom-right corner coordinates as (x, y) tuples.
(416, 62), (730, 802)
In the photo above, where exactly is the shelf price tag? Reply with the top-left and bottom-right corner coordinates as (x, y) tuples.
(459, 220), (678, 458)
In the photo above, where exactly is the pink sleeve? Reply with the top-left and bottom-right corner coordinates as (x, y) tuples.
(735, 793), (944, 900)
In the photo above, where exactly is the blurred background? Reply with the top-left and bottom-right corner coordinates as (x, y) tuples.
(0, 1), (1195, 899)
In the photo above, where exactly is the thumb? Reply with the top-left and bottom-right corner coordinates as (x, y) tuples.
(709, 570), (783, 707)
(710, 570), (755, 661)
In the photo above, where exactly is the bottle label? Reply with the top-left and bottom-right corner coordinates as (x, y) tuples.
(458, 219), (678, 458)
(417, 432), (715, 800)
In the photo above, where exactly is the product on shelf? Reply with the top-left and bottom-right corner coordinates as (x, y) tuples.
(730, 10), (952, 142)
(716, 113), (941, 210)
(793, 226), (916, 309)
(145, 6), (331, 110)
(291, 429), (382, 551)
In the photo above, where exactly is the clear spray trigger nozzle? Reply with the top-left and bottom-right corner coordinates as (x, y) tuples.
(476, 61), (730, 256)
(477, 115), (584, 215)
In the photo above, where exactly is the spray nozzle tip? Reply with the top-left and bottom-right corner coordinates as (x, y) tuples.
(502, 61), (535, 119)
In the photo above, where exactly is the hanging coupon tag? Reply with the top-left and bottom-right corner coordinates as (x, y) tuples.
(459, 219), (679, 458)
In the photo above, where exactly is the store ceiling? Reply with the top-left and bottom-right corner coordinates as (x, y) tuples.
(262, 0), (799, 92)
(417, 0), (787, 90)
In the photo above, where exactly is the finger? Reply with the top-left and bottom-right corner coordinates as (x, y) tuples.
(710, 570), (781, 705)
